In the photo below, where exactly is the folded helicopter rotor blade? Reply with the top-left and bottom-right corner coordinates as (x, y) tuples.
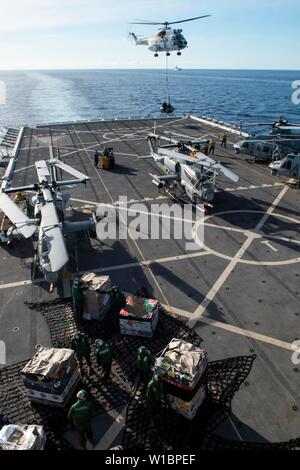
(193, 156), (240, 183)
(4, 184), (37, 194)
(157, 147), (197, 163)
(168, 15), (211, 25)
(44, 225), (69, 273)
(35, 160), (51, 184)
(210, 163), (240, 183)
(49, 159), (90, 182)
(0, 192), (37, 239)
(156, 145), (239, 183)
(40, 204), (68, 273)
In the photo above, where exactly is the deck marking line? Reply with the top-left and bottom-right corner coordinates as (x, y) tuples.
(164, 305), (300, 353)
(188, 185), (289, 327)
(93, 407), (126, 450)
(77, 251), (209, 276)
(0, 252), (209, 290)
(72, 126), (172, 309)
(261, 240), (278, 252)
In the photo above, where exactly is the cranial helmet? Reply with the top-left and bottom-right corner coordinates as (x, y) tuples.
(77, 390), (87, 401)
(96, 339), (104, 348)
(138, 346), (147, 356)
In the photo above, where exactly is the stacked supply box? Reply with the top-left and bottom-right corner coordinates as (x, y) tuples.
(0, 425), (46, 450)
(119, 295), (159, 337)
(81, 273), (111, 320)
(21, 347), (80, 407)
(154, 338), (208, 420)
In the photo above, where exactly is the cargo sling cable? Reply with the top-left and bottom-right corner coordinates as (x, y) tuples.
(161, 54), (174, 114)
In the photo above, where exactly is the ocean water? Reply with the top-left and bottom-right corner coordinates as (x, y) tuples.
(0, 69), (299, 131)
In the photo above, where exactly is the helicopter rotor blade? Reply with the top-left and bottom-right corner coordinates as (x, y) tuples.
(207, 161), (240, 183)
(43, 225), (69, 273)
(0, 192), (37, 239)
(156, 147), (240, 183)
(129, 22), (163, 25)
(168, 15), (211, 25)
(157, 147), (197, 163)
(130, 19), (163, 24)
(40, 203), (69, 273)
(35, 160), (51, 184)
(130, 15), (211, 26)
(192, 154), (240, 183)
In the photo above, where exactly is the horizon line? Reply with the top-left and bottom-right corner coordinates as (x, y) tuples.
(0, 67), (300, 72)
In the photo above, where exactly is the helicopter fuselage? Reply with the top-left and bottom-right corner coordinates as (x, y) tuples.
(131, 28), (188, 53)
(130, 14), (210, 55)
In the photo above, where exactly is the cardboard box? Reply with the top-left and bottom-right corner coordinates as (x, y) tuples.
(21, 348), (80, 408)
(82, 274), (111, 320)
(119, 296), (159, 337)
(0, 425), (47, 450)
(167, 382), (206, 420)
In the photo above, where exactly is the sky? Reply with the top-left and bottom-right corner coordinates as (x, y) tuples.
(0, 0), (299, 70)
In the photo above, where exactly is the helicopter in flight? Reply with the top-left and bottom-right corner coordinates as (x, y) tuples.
(129, 15), (211, 57)
(143, 134), (239, 209)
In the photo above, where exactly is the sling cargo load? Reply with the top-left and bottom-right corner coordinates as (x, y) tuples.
(0, 424), (46, 450)
(81, 273), (112, 320)
(119, 295), (159, 337)
(21, 347), (80, 407)
(154, 338), (208, 420)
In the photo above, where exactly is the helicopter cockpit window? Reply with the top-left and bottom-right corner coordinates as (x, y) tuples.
(283, 159), (292, 170)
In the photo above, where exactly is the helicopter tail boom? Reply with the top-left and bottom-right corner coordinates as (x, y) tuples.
(129, 32), (149, 45)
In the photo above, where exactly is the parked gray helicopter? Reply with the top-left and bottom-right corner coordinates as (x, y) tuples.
(234, 118), (300, 161)
(234, 137), (300, 162)
(144, 134), (239, 207)
(260, 117), (300, 137)
(269, 153), (300, 185)
(0, 148), (11, 167)
(0, 158), (97, 283)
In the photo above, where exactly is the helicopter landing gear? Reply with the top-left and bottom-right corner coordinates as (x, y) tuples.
(154, 53), (158, 57)
(177, 51), (181, 56)
(166, 52), (171, 56)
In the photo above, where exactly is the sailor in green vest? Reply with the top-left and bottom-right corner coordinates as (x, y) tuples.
(72, 278), (84, 317)
(208, 139), (216, 155)
(95, 339), (113, 382)
(110, 286), (125, 310)
(146, 374), (165, 414)
(109, 286), (125, 328)
(221, 133), (227, 148)
(136, 346), (153, 385)
(71, 331), (92, 376)
(68, 390), (94, 450)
